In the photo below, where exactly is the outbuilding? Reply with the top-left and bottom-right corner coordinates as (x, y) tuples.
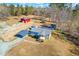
(29, 26), (52, 40)
(21, 18), (30, 23)
(15, 30), (28, 38)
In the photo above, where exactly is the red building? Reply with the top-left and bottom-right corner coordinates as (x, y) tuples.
(21, 18), (30, 23)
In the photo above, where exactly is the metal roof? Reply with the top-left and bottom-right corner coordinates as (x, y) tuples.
(30, 26), (52, 39)
(15, 30), (28, 38)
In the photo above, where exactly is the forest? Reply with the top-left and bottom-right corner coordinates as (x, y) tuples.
(0, 3), (79, 39)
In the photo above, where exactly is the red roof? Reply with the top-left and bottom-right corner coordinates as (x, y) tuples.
(21, 18), (30, 23)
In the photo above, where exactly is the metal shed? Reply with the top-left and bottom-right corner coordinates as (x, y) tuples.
(15, 30), (28, 38)
(29, 26), (52, 39)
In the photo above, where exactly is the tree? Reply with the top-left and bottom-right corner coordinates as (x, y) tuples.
(49, 3), (73, 21)
(9, 4), (15, 16)
(75, 3), (79, 10)
(15, 4), (22, 16)
(27, 6), (34, 15)
(24, 5), (28, 15)
(0, 3), (10, 20)
(20, 5), (25, 15)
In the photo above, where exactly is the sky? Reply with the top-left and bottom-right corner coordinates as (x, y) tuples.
(6, 3), (77, 8)
(12, 3), (49, 7)
(25, 3), (49, 7)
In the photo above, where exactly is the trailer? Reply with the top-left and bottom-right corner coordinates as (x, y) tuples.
(15, 30), (28, 38)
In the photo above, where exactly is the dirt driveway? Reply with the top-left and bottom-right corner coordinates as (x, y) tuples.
(6, 35), (77, 56)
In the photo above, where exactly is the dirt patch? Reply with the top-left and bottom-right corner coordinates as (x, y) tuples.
(1, 15), (78, 56)
(6, 35), (77, 56)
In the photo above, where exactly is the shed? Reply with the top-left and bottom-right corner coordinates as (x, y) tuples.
(21, 18), (30, 23)
(29, 26), (52, 39)
(15, 30), (28, 38)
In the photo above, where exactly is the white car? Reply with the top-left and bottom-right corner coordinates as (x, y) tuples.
(39, 35), (45, 42)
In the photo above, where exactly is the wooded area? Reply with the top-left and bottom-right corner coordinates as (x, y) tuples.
(0, 3), (79, 37)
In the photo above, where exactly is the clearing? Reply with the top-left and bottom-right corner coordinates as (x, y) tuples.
(0, 15), (79, 56)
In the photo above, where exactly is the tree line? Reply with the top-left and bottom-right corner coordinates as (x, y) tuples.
(0, 3), (35, 16)
(49, 3), (79, 36)
(0, 3), (79, 36)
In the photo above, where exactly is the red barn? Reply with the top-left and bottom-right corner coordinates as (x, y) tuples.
(21, 18), (30, 23)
